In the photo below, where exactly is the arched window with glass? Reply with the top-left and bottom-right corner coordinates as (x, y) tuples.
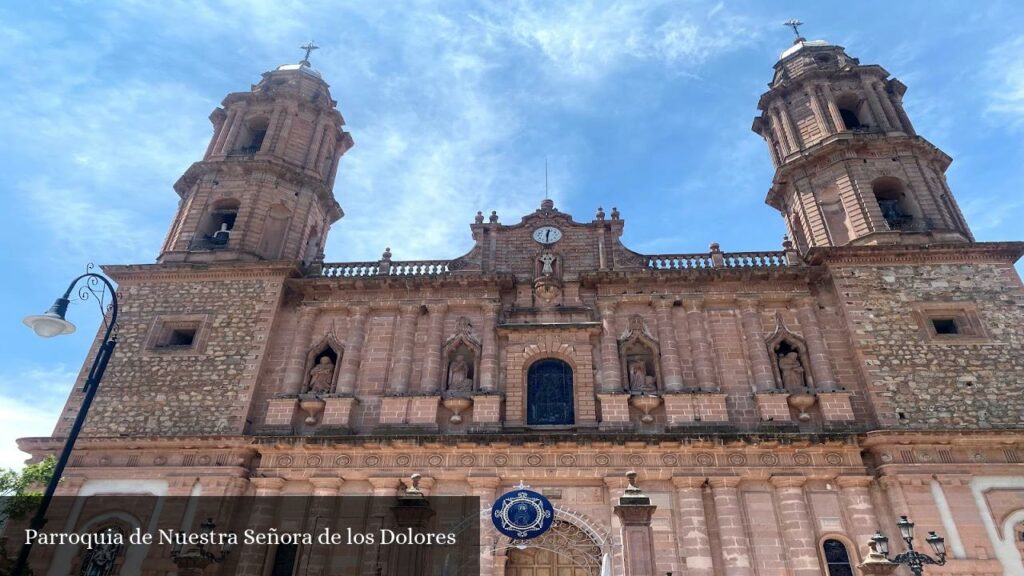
(822, 538), (855, 576)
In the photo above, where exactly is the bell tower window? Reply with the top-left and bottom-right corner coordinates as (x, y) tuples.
(835, 93), (864, 130)
(194, 199), (240, 249)
(872, 178), (917, 231)
(235, 117), (269, 155)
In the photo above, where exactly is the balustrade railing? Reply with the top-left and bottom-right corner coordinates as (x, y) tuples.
(645, 254), (714, 269)
(319, 260), (450, 278)
(720, 251), (788, 268)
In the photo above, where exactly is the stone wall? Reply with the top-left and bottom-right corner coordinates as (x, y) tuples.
(828, 252), (1024, 428)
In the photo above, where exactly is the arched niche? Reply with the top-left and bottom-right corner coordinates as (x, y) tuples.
(872, 176), (918, 231)
(765, 314), (814, 391)
(617, 315), (661, 394)
(304, 335), (343, 394)
(442, 317), (481, 394)
(72, 514), (139, 576)
(258, 203), (292, 259)
(195, 197), (240, 249)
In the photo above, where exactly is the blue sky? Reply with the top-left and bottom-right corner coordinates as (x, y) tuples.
(1, 1), (1022, 469)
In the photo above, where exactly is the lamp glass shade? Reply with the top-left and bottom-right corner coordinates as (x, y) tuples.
(23, 312), (76, 338)
(896, 516), (915, 540)
(872, 532), (890, 556)
(926, 531), (946, 556)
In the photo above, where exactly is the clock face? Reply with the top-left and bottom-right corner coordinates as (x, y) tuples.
(532, 226), (563, 245)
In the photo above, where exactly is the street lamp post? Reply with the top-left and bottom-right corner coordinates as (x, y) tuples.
(859, 515), (947, 576)
(12, 272), (119, 576)
(170, 517), (234, 576)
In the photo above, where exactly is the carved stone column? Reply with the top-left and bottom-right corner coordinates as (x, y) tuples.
(796, 299), (836, 389)
(478, 302), (499, 392)
(336, 305), (370, 395)
(467, 476), (501, 576)
(862, 77), (891, 131)
(653, 299), (684, 391)
(283, 307), (321, 394)
(709, 477), (753, 575)
(236, 477), (285, 574)
(419, 303), (448, 393)
(806, 85), (832, 136)
(388, 304), (420, 394)
(598, 301), (623, 392)
(305, 477), (344, 574)
(613, 472), (659, 576)
(685, 300), (718, 389)
(874, 82), (902, 132)
(771, 108), (794, 156)
(739, 298), (775, 391)
(820, 83), (846, 132)
(838, 475), (881, 560)
(771, 476), (819, 576)
(776, 103), (802, 152)
(672, 476), (714, 576)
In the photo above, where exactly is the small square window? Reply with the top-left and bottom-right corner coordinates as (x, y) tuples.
(165, 328), (196, 347)
(147, 315), (208, 354)
(931, 318), (959, 335)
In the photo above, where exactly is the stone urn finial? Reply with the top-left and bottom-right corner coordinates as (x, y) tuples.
(541, 198), (554, 210)
(596, 206), (605, 220)
(625, 471), (641, 495)
(489, 210), (499, 223)
(475, 211), (485, 224)
(381, 247), (392, 261)
(610, 207), (620, 220)
(407, 473), (423, 495)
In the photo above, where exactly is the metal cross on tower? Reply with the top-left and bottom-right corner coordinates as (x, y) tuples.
(300, 41), (320, 66)
(784, 18), (805, 42)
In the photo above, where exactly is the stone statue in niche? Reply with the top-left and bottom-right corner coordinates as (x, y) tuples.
(307, 356), (336, 394)
(778, 351), (806, 389)
(628, 359), (657, 393)
(539, 253), (556, 276)
(447, 353), (473, 392)
(533, 251), (563, 303)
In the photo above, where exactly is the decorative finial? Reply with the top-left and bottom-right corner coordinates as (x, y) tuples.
(541, 198), (554, 211)
(625, 471), (641, 495)
(596, 207), (605, 220)
(513, 479), (531, 490)
(783, 19), (805, 44)
(475, 211), (485, 224)
(489, 210), (499, 224)
(300, 41), (320, 67)
(381, 247), (392, 261)
(406, 473), (422, 494)
(610, 207), (620, 220)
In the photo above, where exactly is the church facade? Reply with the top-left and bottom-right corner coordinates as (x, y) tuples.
(15, 35), (1024, 576)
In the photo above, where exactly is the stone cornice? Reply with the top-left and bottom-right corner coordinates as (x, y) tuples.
(859, 429), (1024, 448)
(291, 272), (516, 293)
(579, 266), (810, 287)
(806, 242), (1024, 266)
(103, 261), (302, 284)
(173, 158), (343, 223)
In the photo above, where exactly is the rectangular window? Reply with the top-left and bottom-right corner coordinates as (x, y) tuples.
(913, 303), (987, 344)
(146, 315), (209, 355)
(931, 318), (959, 335)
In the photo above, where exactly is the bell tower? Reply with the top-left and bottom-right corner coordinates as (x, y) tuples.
(159, 45), (353, 264)
(752, 24), (973, 250)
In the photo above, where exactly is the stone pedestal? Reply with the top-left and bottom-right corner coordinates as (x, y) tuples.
(663, 391), (729, 429)
(613, 473), (659, 576)
(818, 391), (855, 422)
(379, 396), (410, 426)
(754, 391), (793, 423)
(409, 395), (441, 429)
(470, 393), (503, 432)
(260, 396), (297, 434)
(320, 396), (359, 432)
(597, 393), (631, 430)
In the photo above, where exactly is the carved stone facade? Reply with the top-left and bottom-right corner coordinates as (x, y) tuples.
(13, 38), (1024, 576)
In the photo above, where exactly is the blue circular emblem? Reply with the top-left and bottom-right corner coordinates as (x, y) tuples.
(491, 488), (554, 540)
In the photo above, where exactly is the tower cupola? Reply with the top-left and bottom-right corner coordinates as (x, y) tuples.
(752, 24), (972, 250)
(160, 45), (353, 265)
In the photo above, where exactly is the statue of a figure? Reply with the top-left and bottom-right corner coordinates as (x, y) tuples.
(83, 541), (119, 576)
(778, 351), (806, 389)
(539, 253), (556, 276)
(307, 356), (336, 394)
(628, 359), (656, 393)
(447, 353), (472, 392)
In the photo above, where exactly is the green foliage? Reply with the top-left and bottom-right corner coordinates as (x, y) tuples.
(0, 456), (57, 521)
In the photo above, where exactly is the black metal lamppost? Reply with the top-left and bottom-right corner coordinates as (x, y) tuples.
(11, 272), (119, 576)
(170, 517), (234, 576)
(860, 515), (947, 575)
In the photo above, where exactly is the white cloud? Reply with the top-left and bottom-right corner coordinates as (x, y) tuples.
(984, 35), (1024, 126)
(0, 366), (77, 471)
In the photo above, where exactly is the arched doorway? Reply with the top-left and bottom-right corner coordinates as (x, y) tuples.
(527, 359), (574, 425)
(505, 520), (601, 576)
